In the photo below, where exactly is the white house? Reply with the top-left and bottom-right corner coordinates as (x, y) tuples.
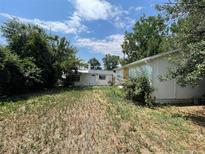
(74, 70), (113, 86)
(114, 50), (205, 103)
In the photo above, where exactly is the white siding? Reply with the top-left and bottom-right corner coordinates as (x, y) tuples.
(74, 73), (96, 86)
(151, 57), (205, 99)
(96, 74), (113, 86)
(74, 71), (113, 86)
(175, 79), (205, 98)
(114, 69), (124, 85)
(116, 56), (205, 100)
(129, 64), (153, 81)
(151, 58), (176, 99)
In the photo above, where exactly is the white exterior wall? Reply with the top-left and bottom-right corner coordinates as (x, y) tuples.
(96, 74), (113, 86)
(115, 57), (205, 100)
(114, 69), (124, 85)
(74, 73), (96, 86)
(74, 70), (113, 86)
(151, 57), (205, 99)
(175, 79), (205, 98)
(151, 58), (178, 99)
(129, 64), (153, 81)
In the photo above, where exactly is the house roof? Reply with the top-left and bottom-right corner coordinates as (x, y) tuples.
(78, 69), (113, 75)
(115, 50), (179, 70)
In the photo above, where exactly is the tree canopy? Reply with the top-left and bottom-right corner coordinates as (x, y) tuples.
(102, 54), (120, 70)
(0, 19), (81, 96)
(157, 0), (205, 86)
(121, 15), (169, 64)
(88, 58), (101, 70)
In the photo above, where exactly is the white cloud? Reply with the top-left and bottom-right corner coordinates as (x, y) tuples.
(0, 12), (87, 34)
(0, 0), (144, 35)
(113, 15), (135, 29)
(70, 0), (143, 29)
(76, 34), (124, 56)
(70, 0), (120, 20)
(135, 6), (143, 11)
(111, 6), (143, 29)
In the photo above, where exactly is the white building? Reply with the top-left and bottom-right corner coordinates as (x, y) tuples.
(114, 50), (205, 103)
(74, 70), (113, 86)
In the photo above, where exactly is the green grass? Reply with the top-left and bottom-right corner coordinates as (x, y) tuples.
(0, 87), (204, 153)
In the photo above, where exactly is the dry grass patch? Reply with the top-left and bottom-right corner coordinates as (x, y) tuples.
(103, 87), (205, 153)
(0, 87), (204, 154)
(0, 88), (112, 153)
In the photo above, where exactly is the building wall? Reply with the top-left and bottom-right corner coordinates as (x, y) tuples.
(114, 69), (124, 85)
(115, 56), (205, 100)
(74, 73), (113, 86)
(129, 64), (153, 81)
(74, 73), (96, 86)
(96, 74), (113, 86)
(151, 57), (205, 99)
(151, 57), (177, 99)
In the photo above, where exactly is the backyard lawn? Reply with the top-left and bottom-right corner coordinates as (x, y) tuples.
(0, 87), (204, 153)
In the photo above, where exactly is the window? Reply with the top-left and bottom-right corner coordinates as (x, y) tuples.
(99, 75), (106, 80)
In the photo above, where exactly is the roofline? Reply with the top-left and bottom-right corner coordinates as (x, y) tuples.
(78, 69), (113, 74)
(115, 50), (179, 70)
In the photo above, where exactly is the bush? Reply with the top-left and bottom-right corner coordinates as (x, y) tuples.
(0, 20), (82, 96)
(123, 74), (154, 106)
(0, 47), (42, 96)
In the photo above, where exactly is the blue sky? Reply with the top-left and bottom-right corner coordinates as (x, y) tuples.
(0, 0), (167, 63)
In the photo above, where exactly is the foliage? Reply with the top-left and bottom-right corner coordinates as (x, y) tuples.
(88, 58), (101, 70)
(102, 54), (120, 70)
(123, 74), (154, 106)
(49, 35), (82, 86)
(157, 0), (205, 86)
(121, 15), (169, 64)
(0, 19), (81, 95)
(0, 47), (42, 95)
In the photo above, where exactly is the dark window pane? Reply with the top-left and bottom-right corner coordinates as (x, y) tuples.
(99, 75), (106, 80)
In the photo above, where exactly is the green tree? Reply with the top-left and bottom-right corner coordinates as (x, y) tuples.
(157, 0), (205, 86)
(0, 19), (81, 95)
(88, 58), (101, 70)
(0, 46), (42, 95)
(1, 20), (58, 88)
(121, 15), (169, 64)
(102, 54), (120, 70)
(49, 36), (81, 77)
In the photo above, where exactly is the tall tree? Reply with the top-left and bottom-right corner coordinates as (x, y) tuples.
(102, 54), (120, 70)
(121, 15), (169, 64)
(49, 36), (81, 74)
(157, 0), (205, 86)
(0, 19), (81, 95)
(88, 58), (101, 70)
(1, 20), (58, 88)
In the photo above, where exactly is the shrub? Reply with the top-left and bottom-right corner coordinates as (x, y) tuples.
(0, 20), (82, 96)
(0, 47), (42, 96)
(123, 74), (154, 106)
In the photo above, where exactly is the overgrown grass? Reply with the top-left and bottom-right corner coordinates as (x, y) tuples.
(102, 87), (205, 153)
(0, 87), (204, 153)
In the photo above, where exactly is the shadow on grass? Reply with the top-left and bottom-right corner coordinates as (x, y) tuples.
(0, 86), (94, 105)
(185, 114), (205, 127)
(171, 107), (205, 128)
